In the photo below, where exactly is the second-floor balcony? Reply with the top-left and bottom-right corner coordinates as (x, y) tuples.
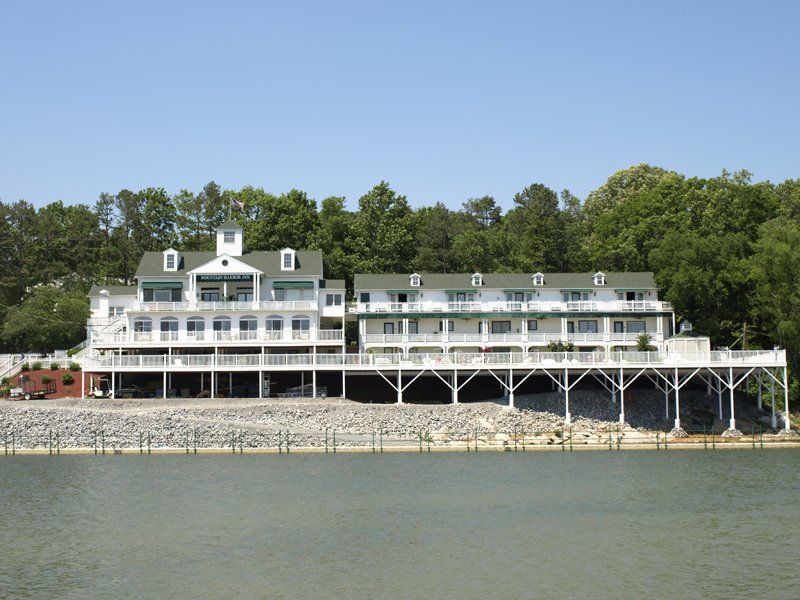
(91, 329), (344, 346)
(351, 300), (672, 314)
(130, 300), (319, 313)
(361, 332), (663, 346)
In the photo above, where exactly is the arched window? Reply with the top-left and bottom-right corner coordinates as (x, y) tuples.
(532, 272), (544, 286)
(409, 273), (421, 287)
(265, 315), (283, 340)
(212, 316), (232, 341)
(212, 316), (231, 331)
(593, 272), (606, 286)
(160, 317), (178, 341)
(132, 317), (152, 342)
(239, 315), (258, 340)
(187, 317), (205, 341)
(133, 317), (152, 332)
(291, 314), (311, 340)
(471, 273), (483, 287)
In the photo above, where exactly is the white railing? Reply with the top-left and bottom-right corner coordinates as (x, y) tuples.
(360, 332), (663, 345)
(353, 300), (672, 314)
(81, 349), (787, 370)
(131, 300), (318, 312)
(92, 329), (344, 345)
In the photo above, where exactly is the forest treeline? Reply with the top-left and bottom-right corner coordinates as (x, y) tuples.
(1, 164), (799, 392)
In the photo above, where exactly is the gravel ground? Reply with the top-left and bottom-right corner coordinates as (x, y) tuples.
(0, 388), (787, 450)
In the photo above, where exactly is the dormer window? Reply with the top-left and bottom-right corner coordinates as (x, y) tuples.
(593, 272), (606, 286)
(281, 248), (296, 271)
(163, 249), (178, 271)
(409, 273), (421, 287)
(532, 272), (544, 286)
(471, 273), (483, 287)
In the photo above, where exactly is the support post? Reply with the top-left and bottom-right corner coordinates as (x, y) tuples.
(618, 368), (625, 425)
(163, 370), (167, 399)
(508, 369), (514, 410)
(673, 368), (681, 430)
(783, 366), (791, 431)
(728, 366), (737, 432)
(342, 369), (346, 399)
(111, 367), (116, 398)
(756, 372), (762, 410)
(717, 374), (723, 420)
(452, 372), (459, 404)
(258, 370), (263, 399)
(397, 370), (403, 404)
(81, 370), (85, 399)
(564, 369), (571, 425)
(312, 369), (317, 398)
(771, 373), (777, 429)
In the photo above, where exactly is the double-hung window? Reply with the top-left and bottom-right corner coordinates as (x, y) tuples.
(578, 320), (598, 333)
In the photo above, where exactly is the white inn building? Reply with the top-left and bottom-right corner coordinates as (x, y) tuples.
(352, 271), (674, 354)
(88, 220), (346, 356)
(81, 220), (789, 431)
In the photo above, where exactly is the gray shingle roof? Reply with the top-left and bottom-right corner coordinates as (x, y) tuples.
(135, 250), (323, 278)
(88, 285), (137, 297)
(320, 279), (346, 289)
(354, 272), (657, 290)
(216, 219), (243, 230)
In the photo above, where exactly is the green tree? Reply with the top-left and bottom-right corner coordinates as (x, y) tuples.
(414, 202), (457, 273)
(748, 216), (800, 376)
(502, 183), (564, 271)
(140, 187), (178, 250)
(348, 182), (416, 274)
(0, 286), (89, 352)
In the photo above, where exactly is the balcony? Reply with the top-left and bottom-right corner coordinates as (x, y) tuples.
(92, 329), (344, 345)
(360, 332), (662, 346)
(351, 300), (672, 314)
(130, 300), (318, 313)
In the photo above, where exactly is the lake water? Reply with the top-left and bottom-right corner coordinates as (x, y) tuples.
(1, 451), (799, 599)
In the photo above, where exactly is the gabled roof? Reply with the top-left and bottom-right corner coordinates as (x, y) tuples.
(88, 285), (137, 297)
(354, 272), (657, 290)
(216, 220), (243, 230)
(135, 250), (323, 278)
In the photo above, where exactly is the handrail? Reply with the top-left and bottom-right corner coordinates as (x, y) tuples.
(81, 349), (787, 369)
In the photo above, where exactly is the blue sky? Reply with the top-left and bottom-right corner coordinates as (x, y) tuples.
(1, 1), (798, 210)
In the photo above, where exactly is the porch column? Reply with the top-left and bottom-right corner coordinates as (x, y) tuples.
(452, 371), (459, 404)
(258, 370), (263, 399)
(564, 369), (571, 424)
(619, 368), (625, 425)
(163, 370), (167, 399)
(81, 370), (85, 399)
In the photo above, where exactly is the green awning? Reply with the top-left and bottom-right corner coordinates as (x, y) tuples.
(387, 289), (418, 294)
(614, 288), (650, 292)
(141, 282), (183, 289)
(503, 288), (533, 292)
(444, 289), (476, 293)
(273, 281), (314, 289)
(561, 288), (593, 292)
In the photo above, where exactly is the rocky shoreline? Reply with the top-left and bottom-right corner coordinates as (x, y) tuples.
(0, 388), (793, 451)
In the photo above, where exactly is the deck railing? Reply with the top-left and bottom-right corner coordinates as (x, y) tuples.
(92, 329), (344, 345)
(130, 300), (318, 312)
(81, 349), (786, 370)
